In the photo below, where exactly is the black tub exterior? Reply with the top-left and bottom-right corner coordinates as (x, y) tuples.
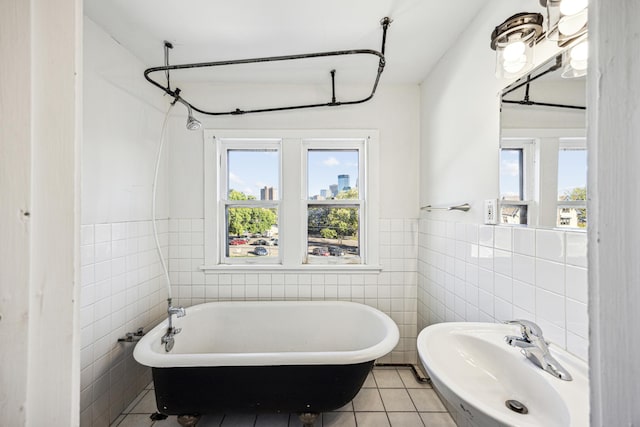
(152, 361), (373, 415)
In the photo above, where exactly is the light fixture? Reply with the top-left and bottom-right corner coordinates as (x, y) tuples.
(491, 2), (588, 80)
(539, 0), (588, 43)
(490, 12), (544, 79)
(539, 0), (588, 78)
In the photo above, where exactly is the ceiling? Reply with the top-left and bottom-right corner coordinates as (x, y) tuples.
(84, 0), (487, 85)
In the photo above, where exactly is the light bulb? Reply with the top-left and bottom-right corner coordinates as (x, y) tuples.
(570, 40), (589, 61)
(558, 9), (588, 36)
(569, 41), (588, 71)
(503, 41), (526, 62)
(570, 58), (588, 71)
(503, 55), (527, 74)
(560, 0), (588, 16)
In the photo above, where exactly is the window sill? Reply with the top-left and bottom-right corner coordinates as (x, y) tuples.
(199, 264), (383, 274)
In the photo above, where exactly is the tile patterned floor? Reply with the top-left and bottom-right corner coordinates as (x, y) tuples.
(111, 366), (456, 427)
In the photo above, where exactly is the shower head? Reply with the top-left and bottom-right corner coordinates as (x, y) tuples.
(175, 97), (202, 131)
(186, 112), (202, 131)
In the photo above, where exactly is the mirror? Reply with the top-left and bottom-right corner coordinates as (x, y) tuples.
(499, 52), (586, 229)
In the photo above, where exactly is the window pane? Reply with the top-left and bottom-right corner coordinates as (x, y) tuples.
(557, 148), (586, 201)
(228, 150), (279, 200)
(557, 207), (587, 228)
(500, 204), (528, 225)
(226, 207), (279, 258)
(307, 150), (359, 200)
(307, 206), (360, 263)
(500, 148), (523, 201)
(557, 148), (587, 228)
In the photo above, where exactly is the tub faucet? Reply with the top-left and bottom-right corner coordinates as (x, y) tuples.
(504, 319), (573, 381)
(162, 301), (186, 352)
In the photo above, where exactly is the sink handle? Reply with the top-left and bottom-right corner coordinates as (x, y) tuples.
(504, 319), (545, 341)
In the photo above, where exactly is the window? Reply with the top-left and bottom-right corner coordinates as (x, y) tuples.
(220, 143), (280, 264)
(305, 143), (364, 264)
(499, 139), (534, 225)
(203, 130), (379, 269)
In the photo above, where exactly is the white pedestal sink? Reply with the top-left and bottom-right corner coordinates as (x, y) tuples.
(417, 322), (589, 427)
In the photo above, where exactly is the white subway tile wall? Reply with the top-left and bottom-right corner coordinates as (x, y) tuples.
(417, 218), (588, 362)
(82, 215), (584, 426)
(167, 218), (419, 364)
(80, 221), (170, 427)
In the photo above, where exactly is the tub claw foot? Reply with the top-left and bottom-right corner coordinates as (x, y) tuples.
(177, 414), (201, 427)
(298, 412), (319, 427)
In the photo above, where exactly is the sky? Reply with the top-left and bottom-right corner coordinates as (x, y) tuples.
(500, 148), (587, 199)
(557, 149), (587, 196)
(227, 149), (358, 199)
(307, 150), (358, 197)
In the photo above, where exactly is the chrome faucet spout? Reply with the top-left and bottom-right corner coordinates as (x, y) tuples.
(162, 300), (186, 352)
(168, 306), (186, 317)
(504, 319), (572, 381)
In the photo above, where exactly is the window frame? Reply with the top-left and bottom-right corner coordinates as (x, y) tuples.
(499, 138), (535, 225)
(303, 139), (366, 265)
(202, 129), (380, 271)
(218, 139), (282, 265)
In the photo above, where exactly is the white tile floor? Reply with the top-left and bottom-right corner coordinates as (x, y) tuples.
(111, 366), (456, 427)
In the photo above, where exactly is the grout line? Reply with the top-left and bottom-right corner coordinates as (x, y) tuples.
(119, 368), (453, 427)
(404, 370), (427, 427)
(122, 389), (149, 415)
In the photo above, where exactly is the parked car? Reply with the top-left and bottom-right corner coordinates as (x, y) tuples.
(254, 246), (268, 256)
(328, 246), (345, 256)
(271, 238), (278, 246)
(252, 239), (269, 246)
(229, 239), (246, 245)
(311, 247), (329, 256)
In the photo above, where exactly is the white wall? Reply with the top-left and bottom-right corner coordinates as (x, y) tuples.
(501, 79), (586, 129)
(168, 83), (420, 220)
(417, 0), (588, 353)
(588, 0), (640, 424)
(419, 0), (564, 220)
(1, 1), (32, 422)
(417, 4), (591, 424)
(418, 221), (588, 359)
(83, 19), (169, 225)
(81, 18), (170, 426)
(1, 0), (81, 425)
(165, 83), (422, 363)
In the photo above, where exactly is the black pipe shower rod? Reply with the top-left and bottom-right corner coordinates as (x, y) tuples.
(144, 17), (392, 116)
(502, 99), (586, 110)
(501, 56), (585, 111)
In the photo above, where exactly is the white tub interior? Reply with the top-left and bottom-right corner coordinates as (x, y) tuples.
(134, 301), (399, 368)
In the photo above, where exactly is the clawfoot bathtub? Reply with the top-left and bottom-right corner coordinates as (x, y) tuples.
(134, 301), (399, 426)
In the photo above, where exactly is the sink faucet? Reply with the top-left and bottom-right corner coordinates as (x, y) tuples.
(504, 319), (572, 381)
(161, 299), (186, 352)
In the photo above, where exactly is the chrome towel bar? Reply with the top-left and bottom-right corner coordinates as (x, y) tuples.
(420, 203), (471, 212)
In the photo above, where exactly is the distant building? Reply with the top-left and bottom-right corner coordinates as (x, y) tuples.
(320, 189), (328, 198)
(338, 174), (350, 192)
(329, 184), (338, 197)
(260, 186), (277, 200)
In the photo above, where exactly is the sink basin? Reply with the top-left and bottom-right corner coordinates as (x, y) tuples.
(417, 322), (589, 427)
